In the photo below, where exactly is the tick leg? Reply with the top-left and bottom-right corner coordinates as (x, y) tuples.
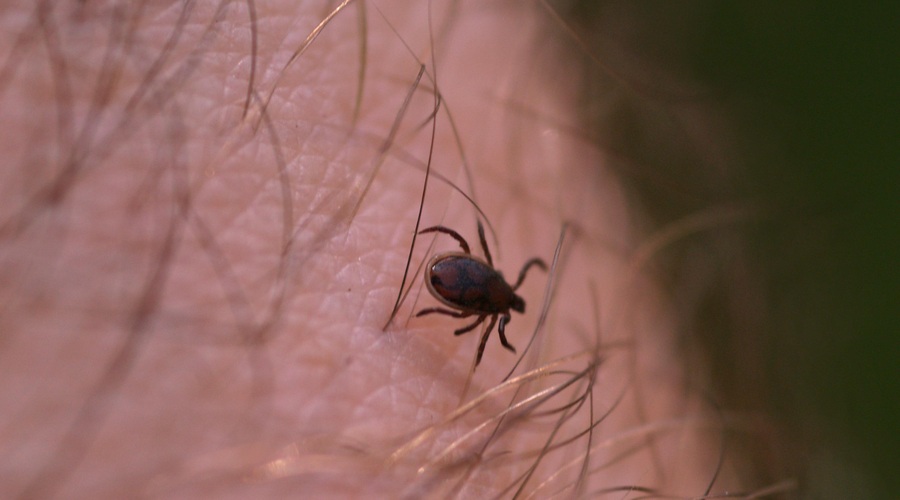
(454, 314), (487, 335)
(419, 226), (471, 254)
(416, 307), (471, 318)
(512, 257), (548, 291)
(497, 313), (516, 353)
(475, 314), (499, 367)
(476, 220), (493, 266)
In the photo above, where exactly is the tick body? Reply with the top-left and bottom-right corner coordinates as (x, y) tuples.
(417, 222), (546, 367)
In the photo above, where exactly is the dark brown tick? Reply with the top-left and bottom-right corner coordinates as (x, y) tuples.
(416, 222), (547, 367)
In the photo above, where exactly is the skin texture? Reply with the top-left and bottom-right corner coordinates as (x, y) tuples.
(0, 1), (783, 498)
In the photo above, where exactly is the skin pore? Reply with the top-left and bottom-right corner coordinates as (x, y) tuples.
(0, 1), (787, 498)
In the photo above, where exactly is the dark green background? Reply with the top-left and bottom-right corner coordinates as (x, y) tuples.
(567, 2), (897, 498)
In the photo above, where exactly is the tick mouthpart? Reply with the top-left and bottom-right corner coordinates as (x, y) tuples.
(511, 294), (525, 313)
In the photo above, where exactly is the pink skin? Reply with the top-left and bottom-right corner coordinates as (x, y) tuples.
(0, 1), (750, 498)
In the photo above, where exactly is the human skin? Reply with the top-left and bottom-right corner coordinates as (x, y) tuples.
(0, 1), (771, 498)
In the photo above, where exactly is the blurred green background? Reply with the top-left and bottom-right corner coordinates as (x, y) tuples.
(565, 1), (897, 497)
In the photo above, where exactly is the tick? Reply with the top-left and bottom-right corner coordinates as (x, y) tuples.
(416, 222), (547, 367)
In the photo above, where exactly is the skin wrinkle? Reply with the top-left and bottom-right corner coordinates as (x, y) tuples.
(0, 1), (769, 498)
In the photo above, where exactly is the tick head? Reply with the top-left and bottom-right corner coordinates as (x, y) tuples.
(511, 293), (525, 313)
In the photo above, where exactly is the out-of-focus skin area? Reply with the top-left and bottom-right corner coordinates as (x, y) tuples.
(564, 1), (897, 497)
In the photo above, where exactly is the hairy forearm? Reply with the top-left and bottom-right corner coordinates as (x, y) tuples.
(0, 1), (781, 498)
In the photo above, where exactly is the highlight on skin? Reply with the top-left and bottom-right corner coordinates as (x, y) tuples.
(0, 1), (791, 498)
